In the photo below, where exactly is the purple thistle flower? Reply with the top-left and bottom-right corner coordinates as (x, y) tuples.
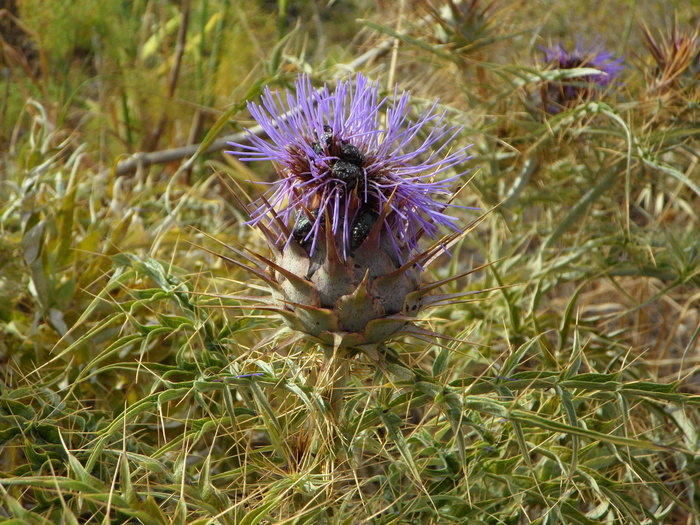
(543, 38), (624, 84)
(227, 73), (471, 260)
(539, 37), (624, 112)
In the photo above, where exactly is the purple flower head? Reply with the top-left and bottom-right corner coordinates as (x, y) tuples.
(543, 38), (624, 84)
(227, 73), (471, 260)
(539, 37), (624, 112)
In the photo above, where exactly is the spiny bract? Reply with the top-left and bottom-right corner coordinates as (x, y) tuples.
(226, 73), (474, 351)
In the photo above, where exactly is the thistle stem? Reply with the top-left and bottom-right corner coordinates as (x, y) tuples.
(321, 346), (350, 421)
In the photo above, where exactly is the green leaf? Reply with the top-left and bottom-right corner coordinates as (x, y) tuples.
(239, 496), (283, 525)
(22, 220), (45, 266)
(432, 347), (450, 376)
(378, 410), (423, 484)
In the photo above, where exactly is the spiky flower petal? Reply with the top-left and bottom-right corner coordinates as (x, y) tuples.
(227, 73), (471, 261)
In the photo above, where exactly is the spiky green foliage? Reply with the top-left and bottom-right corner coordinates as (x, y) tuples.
(1, 1), (699, 524)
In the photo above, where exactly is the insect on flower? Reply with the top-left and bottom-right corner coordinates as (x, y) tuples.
(225, 73), (476, 350)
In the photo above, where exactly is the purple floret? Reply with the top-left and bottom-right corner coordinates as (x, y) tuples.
(539, 38), (624, 112)
(227, 73), (471, 260)
(543, 37), (624, 85)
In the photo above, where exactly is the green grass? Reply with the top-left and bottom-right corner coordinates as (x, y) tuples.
(1, 1), (699, 523)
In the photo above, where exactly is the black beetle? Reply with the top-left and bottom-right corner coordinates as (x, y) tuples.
(311, 125), (334, 156)
(332, 160), (364, 190)
(292, 210), (319, 244)
(339, 141), (365, 166)
(351, 208), (379, 250)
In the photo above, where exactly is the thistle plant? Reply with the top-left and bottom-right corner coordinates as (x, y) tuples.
(641, 19), (700, 95)
(3, 3), (700, 523)
(537, 37), (624, 113)
(226, 73), (474, 357)
(422, 0), (504, 54)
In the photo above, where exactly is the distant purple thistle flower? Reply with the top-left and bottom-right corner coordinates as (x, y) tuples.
(227, 73), (471, 259)
(539, 38), (624, 112)
(543, 38), (624, 84)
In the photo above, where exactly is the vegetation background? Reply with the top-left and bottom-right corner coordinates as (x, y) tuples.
(1, 0), (699, 523)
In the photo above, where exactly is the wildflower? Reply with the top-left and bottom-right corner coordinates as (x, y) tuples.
(538, 38), (624, 113)
(229, 73), (468, 261)
(225, 73), (474, 350)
